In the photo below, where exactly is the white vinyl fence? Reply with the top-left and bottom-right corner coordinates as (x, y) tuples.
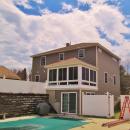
(0, 79), (47, 94)
(121, 95), (130, 120)
(82, 94), (114, 117)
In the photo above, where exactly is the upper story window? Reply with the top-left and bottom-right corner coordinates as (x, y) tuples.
(104, 72), (108, 83)
(49, 69), (57, 81)
(113, 75), (116, 85)
(59, 53), (64, 61)
(40, 56), (46, 66)
(78, 49), (85, 58)
(35, 75), (40, 82)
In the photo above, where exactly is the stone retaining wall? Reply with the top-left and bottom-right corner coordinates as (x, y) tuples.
(0, 93), (49, 117)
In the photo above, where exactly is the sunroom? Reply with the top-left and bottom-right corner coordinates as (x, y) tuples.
(45, 58), (98, 90)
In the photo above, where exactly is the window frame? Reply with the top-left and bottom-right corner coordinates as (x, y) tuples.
(59, 53), (64, 61)
(35, 75), (40, 82)
(40, 56), (46, 66)
(104, 72), (108, 84)
(78, 49), (85, 58)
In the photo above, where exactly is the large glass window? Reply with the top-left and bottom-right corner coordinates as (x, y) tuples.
(58, 68), (67, 81)
(82, 67), (89, 81)
(90, 70), (96, 82)
(49, 69), (57, 81)
(69, 67), (78, 80)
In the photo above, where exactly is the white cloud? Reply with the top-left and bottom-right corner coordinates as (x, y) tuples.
(62, 2), (73, 12)
(13, 0), (32, 9)
(78, 0), (106, 5)
(0, 0), (130, 71)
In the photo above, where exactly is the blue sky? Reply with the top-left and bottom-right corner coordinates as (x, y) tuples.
(0, 0), (130, 72)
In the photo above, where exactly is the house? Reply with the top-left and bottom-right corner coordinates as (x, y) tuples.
(31, 43), (120, 115)
(0, 66), (21, 80)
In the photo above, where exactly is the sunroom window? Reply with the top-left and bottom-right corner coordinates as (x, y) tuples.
(90, 70), (96, 86)
(49, 69), (57, 85)
(58, 68), (67, 85)
(69, 67), (78, 84)
(82, 67), (89, 85)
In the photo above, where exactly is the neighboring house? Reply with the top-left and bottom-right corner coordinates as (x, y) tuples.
(31, 43), (120, 115)
(0, 66), (21, 80)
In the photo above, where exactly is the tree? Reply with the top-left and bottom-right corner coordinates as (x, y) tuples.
(17, 68), (27, 81)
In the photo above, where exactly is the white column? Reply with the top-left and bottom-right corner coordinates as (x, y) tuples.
(47, 68), (49, 86)
(78, 66), (82, 86)
(67, 67), (69, 85)
(57, 68), (59, 85)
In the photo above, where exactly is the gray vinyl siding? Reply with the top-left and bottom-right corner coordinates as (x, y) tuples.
(96, 47), (120, 99)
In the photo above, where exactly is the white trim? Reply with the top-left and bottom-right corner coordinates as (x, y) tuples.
(78, 66), (82, 86)
(40, 56), (46, 66)
(104, 72), (108, 84)
(61, 92), (77, 114)
(59, 53), (64, 61)
(78, 49), (85, 58)
(35, 75), (40, 82)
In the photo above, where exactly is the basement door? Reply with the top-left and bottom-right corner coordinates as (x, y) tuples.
(61, 92), (77, 114)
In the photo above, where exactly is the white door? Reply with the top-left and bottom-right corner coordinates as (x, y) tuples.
(61, 92), (77, 114)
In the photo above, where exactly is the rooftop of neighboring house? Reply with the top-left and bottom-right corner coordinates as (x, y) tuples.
(31, 42), (120, 60)
(0, 66), (21, 80)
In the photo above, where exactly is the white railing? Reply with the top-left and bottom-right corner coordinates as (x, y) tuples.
(0, 79), (47, 94)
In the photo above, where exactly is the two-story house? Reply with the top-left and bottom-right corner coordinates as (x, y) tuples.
(31, 43), (120, 115)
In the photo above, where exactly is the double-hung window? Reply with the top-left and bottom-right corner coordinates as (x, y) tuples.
(78, 49), (85, 58)
(35, 75), (40, 82)
(40, 56), (46, 66)
(104, 72), (108, 83)
(113, 75), (116, 85)
(59, 53), (64, 61)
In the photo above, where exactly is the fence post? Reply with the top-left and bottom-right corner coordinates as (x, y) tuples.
(106, 92), (111, 118)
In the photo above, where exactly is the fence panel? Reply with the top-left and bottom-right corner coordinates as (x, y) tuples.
(82, 94), (114, 117)
(0, 79), (46, 94)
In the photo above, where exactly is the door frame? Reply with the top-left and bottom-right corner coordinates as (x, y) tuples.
(61, 92), (77, 114)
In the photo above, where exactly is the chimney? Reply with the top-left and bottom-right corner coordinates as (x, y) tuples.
(66, 43), (71, 47)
